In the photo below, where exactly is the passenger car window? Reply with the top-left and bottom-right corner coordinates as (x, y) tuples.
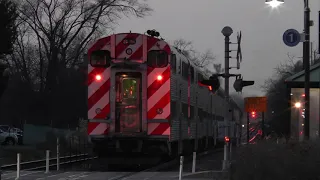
(171, 54), (176, 73)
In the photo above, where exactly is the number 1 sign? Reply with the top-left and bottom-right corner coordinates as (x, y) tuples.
(283, 29), (301, 47)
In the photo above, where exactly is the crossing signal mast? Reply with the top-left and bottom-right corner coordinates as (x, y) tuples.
(220, 26), (254, 171)
(199, 27), (255, 171)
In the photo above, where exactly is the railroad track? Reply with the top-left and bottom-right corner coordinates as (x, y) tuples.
(111, 147), (224, 180)
(1, 153), (97, 171)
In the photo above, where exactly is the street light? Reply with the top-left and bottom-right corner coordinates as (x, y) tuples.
(265, 0), (284, 8)
(294, 102), (302, 108)
(265, 0), (311, 140)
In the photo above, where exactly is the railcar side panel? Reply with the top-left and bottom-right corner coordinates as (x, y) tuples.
(147, 39), (171, 136)
(87, 36), (112, 136)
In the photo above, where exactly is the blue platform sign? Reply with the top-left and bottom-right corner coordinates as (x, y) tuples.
(283, 29), (301, 47)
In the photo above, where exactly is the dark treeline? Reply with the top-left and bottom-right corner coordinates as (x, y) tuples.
(0, 0), (152, 129)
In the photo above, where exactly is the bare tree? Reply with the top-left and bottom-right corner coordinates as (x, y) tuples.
(173, 38), (222, 76)
(262, 53), (304, 136)
(7, 0), (152, 93)
(0, 0), (152, 126)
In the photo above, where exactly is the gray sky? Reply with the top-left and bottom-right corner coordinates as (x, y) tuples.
(114, 0), (320, 97)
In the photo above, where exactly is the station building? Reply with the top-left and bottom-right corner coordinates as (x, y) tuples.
(285, 63), (320, 141)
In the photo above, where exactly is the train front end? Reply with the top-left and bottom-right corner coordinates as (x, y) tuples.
(87, 32), (172, 158)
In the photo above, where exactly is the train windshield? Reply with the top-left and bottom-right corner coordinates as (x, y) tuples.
(147, 50), (168, 68)
(115, 73), (142, 133)
(122, 79), (137, 101)
(90, 50), (111, 67)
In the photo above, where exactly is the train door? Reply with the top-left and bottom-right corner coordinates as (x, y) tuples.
(114, 72), (142, 133)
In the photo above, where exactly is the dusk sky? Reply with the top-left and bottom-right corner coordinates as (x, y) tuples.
(114, 0), (320, 97)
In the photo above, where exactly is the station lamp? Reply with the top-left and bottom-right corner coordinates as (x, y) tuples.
(265, 0), (284, 8)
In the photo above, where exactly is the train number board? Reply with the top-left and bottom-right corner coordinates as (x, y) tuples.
(244, 96), (267, 112)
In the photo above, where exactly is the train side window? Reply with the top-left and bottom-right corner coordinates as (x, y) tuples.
(182, 62), (188, 79)
(90, 50), (111, 67)
(190, 66), (194, 83)
(198, 73), (204, 82)
(147, 50), (168, 68)
(171, 54), (176, 73)
(198, 108), (203, 122)
(189, 105), (194, 126)
(171, 101), (176, 122)
(182, 103), (188, 119)
(190, 105), (194, 120)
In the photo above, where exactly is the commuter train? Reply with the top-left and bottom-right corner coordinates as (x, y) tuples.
(86, 30), (242, 161)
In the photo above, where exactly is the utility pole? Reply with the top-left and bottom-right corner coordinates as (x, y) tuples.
(221, 26), (233, 170)
(303, 0), (310, 140)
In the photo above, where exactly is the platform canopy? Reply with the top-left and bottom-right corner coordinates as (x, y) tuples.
(285, 63), (320, 88)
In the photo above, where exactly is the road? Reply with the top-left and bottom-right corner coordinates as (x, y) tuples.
(0, 148), (231, 180)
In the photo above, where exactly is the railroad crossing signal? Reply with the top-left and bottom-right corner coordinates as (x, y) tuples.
(251, 111), (256, 118)
(236, 31), (242, 69)
(245, 97), (267, 112)
(233, 78), (254, 92)
(199, 74), (220, 94)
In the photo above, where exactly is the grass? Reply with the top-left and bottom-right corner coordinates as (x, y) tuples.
(230, 140), (320, 180)
(0, 130), (91, 165)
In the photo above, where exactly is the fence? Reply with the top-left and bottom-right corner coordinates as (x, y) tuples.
(1, 136), (94, 178)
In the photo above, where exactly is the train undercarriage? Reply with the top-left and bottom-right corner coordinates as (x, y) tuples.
(90, 135), (220, 166)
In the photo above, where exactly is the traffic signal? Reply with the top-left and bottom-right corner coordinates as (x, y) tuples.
(198, 74), (220, 93)
(224, 136), (230, 144)
(233, 78), (254, 92)
(251, 111), (256, 118)
(0, 63), (9, 98)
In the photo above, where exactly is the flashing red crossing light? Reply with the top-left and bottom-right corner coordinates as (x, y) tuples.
(198, 74), (220, 94)
(224, 136), (230, 143)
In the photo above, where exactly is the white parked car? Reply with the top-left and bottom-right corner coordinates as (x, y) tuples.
(0, 125), (21, 145)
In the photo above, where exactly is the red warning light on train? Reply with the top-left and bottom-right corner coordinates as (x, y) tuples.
(157, 75), (163, 81)
(95, 74), (102, 81)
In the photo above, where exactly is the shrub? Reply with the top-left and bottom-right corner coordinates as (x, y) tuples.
(64, 130), (92, 154)
(231, 140), (320, 180)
